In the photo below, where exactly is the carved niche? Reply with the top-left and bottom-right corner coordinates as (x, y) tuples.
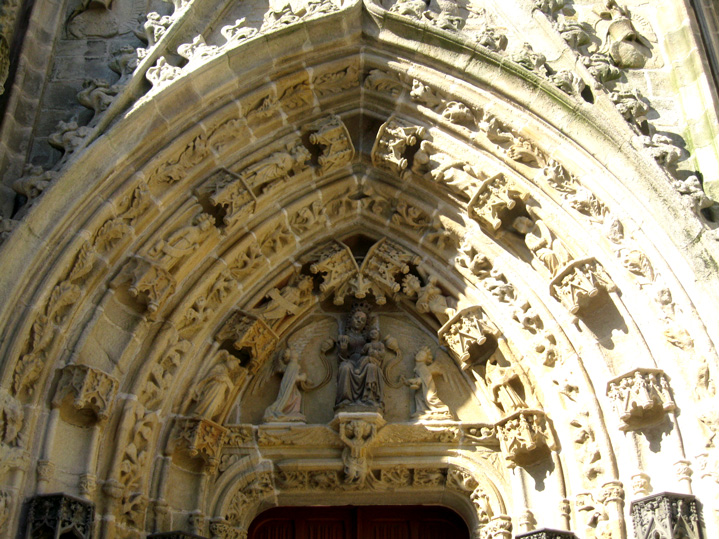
(606, 368), (676, 431)
(52, 365), (118, 426)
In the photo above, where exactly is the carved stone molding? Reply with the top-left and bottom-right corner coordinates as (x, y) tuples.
(171, 417), (228, 470)
(438, 306), (500, 370)
(25, 493), (94, 539)
(549, 258), (616, 315)
(516, 530), (578, 539)
(495, 410), (556, 467)
(607, 368), (676, 431)
(630, 492), (703, 539)
(52, 365), (119, 425)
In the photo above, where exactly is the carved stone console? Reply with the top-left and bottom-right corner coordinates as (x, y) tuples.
(607, 368), (676, 431)
(630, 492), (702, 539)
(438, 306), (500, 370)
(25, 493), (94, 539)
(549, 258), (616, 315)
(468, 173), (528, 231)
(515, 530), (578, 539)
(495, 410), (556, 467)
(215, 312), (279, 374)
(371, 116), (426, 175)
(479, 515), (513, 539)
(52, 365), (118, 426)
(171, 417), (228, 470)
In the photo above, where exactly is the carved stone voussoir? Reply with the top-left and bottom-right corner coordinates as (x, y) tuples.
(607, 368), (676, 431)
(305, 115), (355, 175)
(630, 492), (702, 539)
(549, 257), (616, 315)
(26, 493), (94, 539)
(52, 365), (119, 425)
(495, 410), (556, 467)
(438, 306), (501, 370)
(173, 417), (228, 469)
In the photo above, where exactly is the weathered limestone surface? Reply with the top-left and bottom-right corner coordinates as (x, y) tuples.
(0, 0), (717, 538)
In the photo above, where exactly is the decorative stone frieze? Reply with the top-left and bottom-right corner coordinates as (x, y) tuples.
(52, 365), (118, 426)
(171, 417), (228, 470)
(495, 410), (556, 467)
(516, 530), (578, 539)
(607, 368), (676, 431)
(438, 306), (501, 370)
(25, 493), (94, 539)
(630, 492), (702, 539)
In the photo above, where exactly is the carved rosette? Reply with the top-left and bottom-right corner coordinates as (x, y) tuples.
(549, 258), (616, 315)
(26, 494), (94, 539)
(606, 368), (676, 431)
(515, 530), (578, 539)
(468, 173), (529, 231)
(52, 365), (119, 425)
(215, 312), (278, 374)
(371, 117), (426, 175)
(438, 306), (500, 370)
(630, 492), (702, 539)
(114, 256), (176, 313)
(173, 417), (228, 469)
(495, 410), (556, 467)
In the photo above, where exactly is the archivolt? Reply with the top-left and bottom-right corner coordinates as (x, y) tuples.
(0, 6), (716, 538)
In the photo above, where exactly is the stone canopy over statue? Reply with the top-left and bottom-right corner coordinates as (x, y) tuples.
(322, 303), (399, 413)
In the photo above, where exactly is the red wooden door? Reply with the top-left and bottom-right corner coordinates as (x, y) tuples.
(248, 506), (469, 539)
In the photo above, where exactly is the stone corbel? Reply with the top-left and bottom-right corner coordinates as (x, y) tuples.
(438, 306), (501, 370)
(371, 116), (426, 176)
(549, 257), (616, 315)
(606, 368), (676, 431)
(112, 256), (176, 313)
(495, 410), (557, 467)
(171, 417), (228, 471)
(305, 115), (355, 175)
(479, 515), (513, 539)
(52, 365), (119, 426)
(25, 493), (94, 539)
(215, 312), (279, 374)
(468, 174), (529, 232)
(630, 492), (702, 539)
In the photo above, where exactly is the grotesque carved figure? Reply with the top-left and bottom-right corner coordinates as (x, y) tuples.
(263, 348), (307, 422)
(404, 347), (452, 420)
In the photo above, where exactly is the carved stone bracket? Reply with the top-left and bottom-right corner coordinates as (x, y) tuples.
(607, 368), (676, 431)
(305, 115), (355, 175)
(371, 117), (426, 175)
(172, 417), (228, 470)
(515, 530), (578, 539)
(480, 515), (513, 539)
(495, 410), (556, 467)
(630, 492), (702, 539)
(549, 257), (616, 315)
(25, 493), (94, 539)
(113, 256), (176, 313)
(202, 168), (257, 226)
(468, 173), (529, 231)
(215, 312), (279, 374)
(438, 306), (501, 370)
(52, 365), (119, 425)
(331, 412), (386, 485)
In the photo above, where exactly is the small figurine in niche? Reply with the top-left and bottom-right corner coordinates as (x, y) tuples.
(403, 347), (453, 420)
(484, 355), (528, 415)
(188, 351), (245, 423)
(263, 347), (307, 423)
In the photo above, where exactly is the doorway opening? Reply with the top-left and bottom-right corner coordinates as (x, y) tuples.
(248, 505), (470, 539)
